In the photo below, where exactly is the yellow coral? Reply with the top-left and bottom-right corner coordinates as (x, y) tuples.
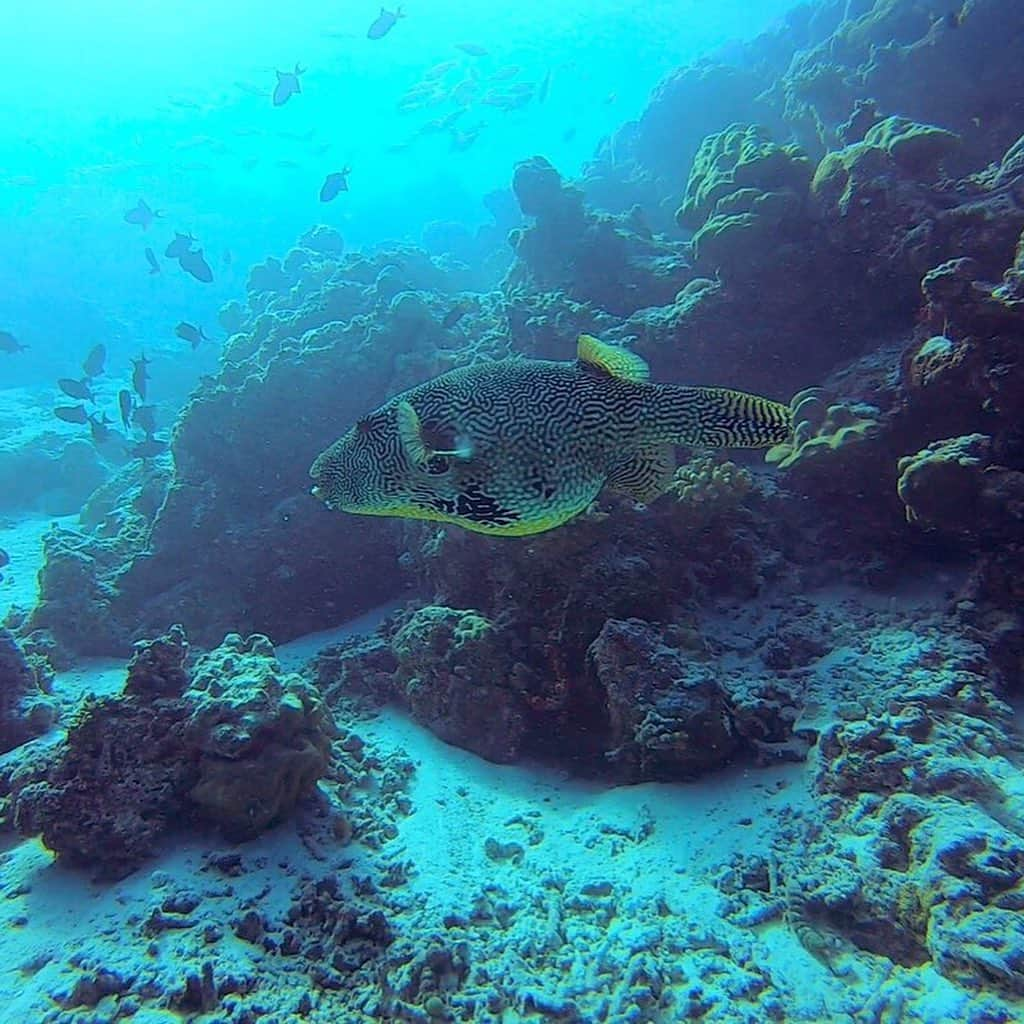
(667, 455), (752, 527)
(767, 395), (879, 471)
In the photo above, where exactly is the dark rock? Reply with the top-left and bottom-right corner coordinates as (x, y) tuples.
(0, 628), (54, 754)
(14, 630), (335, 877)
(588, 618), (739, 781)
(124, 623), (189, 697)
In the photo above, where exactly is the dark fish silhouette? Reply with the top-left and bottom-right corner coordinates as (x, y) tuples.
(58, 377), (93, 401)
(132, 354), (151, 401)
(118, 389), (134, 429)
(179, 248), (213, 283)
(88, 413), (112, 444)
(223, 249), (233, 267)
(131, 437), (168, 459)
(124, 199), (161, 230)
(165, 232), (196, 259)
(538, 69), (552, 103)
(132, 405), (158, 437)
(145, 247), (161, 274)
(54, 405), (89, 425)
(368, 6), (404, 39)
(319, 168), (350, 202)
(0, 330), (27, 354)
(273, 64), (304, 106)
(82, 343), (106, 378)
(175, 322), (209, 349)
(455, 42), (487, 56)
(0, 547), (8, 570)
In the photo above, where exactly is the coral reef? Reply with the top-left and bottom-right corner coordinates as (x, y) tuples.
(14, 628), (335, 877)
(676, 122), (813, 274)
(589, 617), (738, 780)
(0, 628), (55, 754)
(897, 434), (1024, 539)
(506, 155), (692, 316)
(785, 621), (1024, 996)
(6, 4), (1024, 1020)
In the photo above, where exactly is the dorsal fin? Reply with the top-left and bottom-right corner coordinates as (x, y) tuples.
(577, 334), (650, 382)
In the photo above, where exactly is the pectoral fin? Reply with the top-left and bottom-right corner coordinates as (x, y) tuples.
(397, 401), (475, 465)
(606, 443), (676, 502)
(396, 401), (429, 465)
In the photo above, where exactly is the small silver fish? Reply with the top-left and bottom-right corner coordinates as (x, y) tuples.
(175, 322), (209, 349)
(118, 389), (134, 429)
(82, 343), (106, 378)
(54, 405), (89, 425)
(273, 64), (305, 106)
(367, 6), (404, 39)
(58, 377), (93, 401)
(124, 199), (162, 230)
(132, 405), (158, 438)
(131, 437), (168, 459)
(179, 248), (213, 283)
(319, 168), (350, 202)
(132, 354), (151, 401)
(165, 232), (196, 259)
(89, 413), (113, 444)
(0, 330), (27, 354)
(537, 69), (552, 103)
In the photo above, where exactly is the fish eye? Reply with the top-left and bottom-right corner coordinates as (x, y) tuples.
(355, 417), (374, 436)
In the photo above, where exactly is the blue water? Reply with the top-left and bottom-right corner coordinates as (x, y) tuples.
(1, 0), (792, 398)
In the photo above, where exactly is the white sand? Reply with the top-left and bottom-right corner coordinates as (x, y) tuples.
(0, 515), (71, 621)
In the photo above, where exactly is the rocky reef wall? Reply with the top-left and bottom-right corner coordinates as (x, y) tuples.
(14, 1), (1024, 707)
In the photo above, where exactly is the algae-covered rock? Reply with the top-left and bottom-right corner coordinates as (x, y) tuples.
(812, 116), (959, 215)
(766, 395), (880, 472)
(897, 434), (1024, 541)
(0, 628), (56, 754)
(863, 115), (960, 176)
(676, 122), (813, 231)
(507, 156), (690, 316)
(674, 123), (813, 276)
(14, 628), (336, 875)
(185, 633), (336, 838)
(391, 606), (526, 765)
(14, 694), (192, 878)
(124, 623), (189, 698)
(588, 617), (738, 781)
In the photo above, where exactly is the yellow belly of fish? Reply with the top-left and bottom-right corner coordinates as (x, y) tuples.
(350, 497), (591, 536)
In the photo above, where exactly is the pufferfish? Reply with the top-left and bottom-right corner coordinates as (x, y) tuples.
(310, 334), (792, 536)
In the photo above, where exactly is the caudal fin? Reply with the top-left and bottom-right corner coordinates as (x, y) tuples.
(661, 385), (792, 448)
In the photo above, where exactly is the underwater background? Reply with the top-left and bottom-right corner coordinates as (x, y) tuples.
(2, 0), (1024, 1021)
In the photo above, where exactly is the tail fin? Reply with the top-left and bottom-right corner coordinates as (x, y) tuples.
(660, 385), (792, 448)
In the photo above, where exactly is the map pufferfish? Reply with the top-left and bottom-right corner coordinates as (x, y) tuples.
(309, 334), (792, 536)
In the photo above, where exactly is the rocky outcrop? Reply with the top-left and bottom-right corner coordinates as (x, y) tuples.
(14, 628), (335, 877)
